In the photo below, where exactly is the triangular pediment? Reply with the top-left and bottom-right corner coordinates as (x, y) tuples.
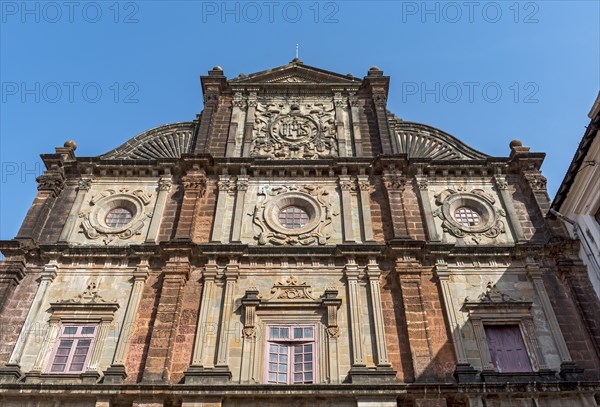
(229, 60), (362, 85)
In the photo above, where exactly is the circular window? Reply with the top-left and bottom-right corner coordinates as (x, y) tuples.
(105, 207), (133, 228)
(278, 206), (309, 229)
(454, 207), (481, 227)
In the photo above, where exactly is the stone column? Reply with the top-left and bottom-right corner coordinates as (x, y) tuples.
(415, 176), (440, 242)
(242, 90), (258, 157)
(522, 316), (548, 370)
(470, 318), (494, 371)
(1, 261), (57, 381)
(398, 261), (434, 380)
(104, 259), (150, 383)
(323, 287), (341, 384)
(210, 175), (231, 243)
(145, 177), (172, 243)
(526, 259), (572, 364)
(240, 288), (259, 384)
(435, 262), (477, 381)
(333, 92), (348, 157)
(230, 175), (248, 242)
(215, 260), (239, 376)
(142, 253), (189, 382)
(185, 259), (230, 384)
(493, 175), (526, 243)
(174, 172), (207, 240)
(383, 170), (410, 239)
(85, 317), (112, 382)
(226, 92), (244, 156)
(366, 259), (391, 367)
(339, 175), (356, 242)
(0, 249), (26, 318)
(357, 176), (374, 242)
(344, 259), (365, 367)
(30, 319), (61, 374)
(58, 177), (92, 242)
(348, 96), (363, 156)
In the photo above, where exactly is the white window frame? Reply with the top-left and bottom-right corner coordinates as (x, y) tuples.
(264, 324), (318, 384)
(47, 324), (97, 374)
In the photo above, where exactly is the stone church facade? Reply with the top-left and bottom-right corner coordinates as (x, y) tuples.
(0, 61), (599, 406)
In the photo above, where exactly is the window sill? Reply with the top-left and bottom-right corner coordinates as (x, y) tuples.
(481, 370), (558, 383)
(23, 370), (100, 384)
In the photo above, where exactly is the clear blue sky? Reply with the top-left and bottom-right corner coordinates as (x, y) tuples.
(1, 1), (598, 240)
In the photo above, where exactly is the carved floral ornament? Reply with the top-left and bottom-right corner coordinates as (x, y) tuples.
(433, 186), (506, 241)
(250, 184), (338, 246)
(266, 275), (316, 300)
(251, 101), (338, 159)
(79, 187), (153, 245)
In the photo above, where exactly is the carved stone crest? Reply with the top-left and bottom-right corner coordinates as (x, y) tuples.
(250, 184), (338, 246)
(265, 276), (316, 301)
(79, 187), (153, 245)
(433, 187), (506, 241)
(251, 101), (337, 159)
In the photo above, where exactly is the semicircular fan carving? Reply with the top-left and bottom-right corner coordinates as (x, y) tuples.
(101, 122), (194, 160)
(391, 121), (488, 160)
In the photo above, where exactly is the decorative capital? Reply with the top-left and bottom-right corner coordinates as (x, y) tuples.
(158, 177), (173, 192)
(383, 171), (406, 191)
(416, 177), (429, 190)
(182, 174), (207, 196)
(524, 171), (547, 191)
(78, 177), (93, 191)
(494, 176), (508, 190)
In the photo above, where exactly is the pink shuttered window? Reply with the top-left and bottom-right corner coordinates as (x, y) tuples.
(48, 325), (97, 373)
(265, 325), (316, 384)
(484, 325), (532, 373)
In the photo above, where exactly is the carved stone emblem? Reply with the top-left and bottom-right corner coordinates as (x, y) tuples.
(433, 187), (506, 241)
(251, 101), (337, 159)
(250, 184), (338, 246)
(265, 276), (316, 301)
(79, 187), (153, 245)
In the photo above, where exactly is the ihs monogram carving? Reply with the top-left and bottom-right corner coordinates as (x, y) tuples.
(250, 184), (338, 246)
(251, 101), (337, 159)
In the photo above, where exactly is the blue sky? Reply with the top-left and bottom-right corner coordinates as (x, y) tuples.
(1, 0), (598, 240)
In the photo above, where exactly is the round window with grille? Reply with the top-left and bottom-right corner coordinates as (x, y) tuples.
(278, 206), (309, 229)
(105, 207), (133, 228)
(454, 207), (481, 227)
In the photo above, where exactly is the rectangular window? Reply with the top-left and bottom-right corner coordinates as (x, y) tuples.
(265, 325), (315, 384)
(48, 325), (97, 373)
(484, 325), (532, 373)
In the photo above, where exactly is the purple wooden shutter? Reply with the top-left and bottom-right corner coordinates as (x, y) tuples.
(484, 325), (532, 373)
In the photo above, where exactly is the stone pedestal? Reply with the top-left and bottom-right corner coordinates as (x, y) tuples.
(183, 366), (232, 384)
(0, 363), (23, 383)
(347, 366), (397, 384)
(103, 364), (127, 383)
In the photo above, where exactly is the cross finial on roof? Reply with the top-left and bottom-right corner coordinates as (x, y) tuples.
(296, 43), (299, 59)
